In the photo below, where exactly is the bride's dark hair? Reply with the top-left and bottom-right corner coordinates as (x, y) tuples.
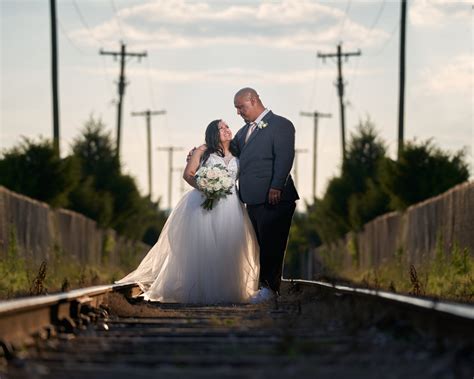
(201, 119), (237, 165)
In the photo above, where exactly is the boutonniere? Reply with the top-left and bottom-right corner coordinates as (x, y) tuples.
(257, 121), (268, 130)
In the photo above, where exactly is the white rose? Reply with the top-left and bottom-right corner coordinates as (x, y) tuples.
(198, 178), (208, 189)
(207, 170), (218, 180)
(221, 177), (232, 188)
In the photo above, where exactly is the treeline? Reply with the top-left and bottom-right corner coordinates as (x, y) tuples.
(0, 117), (168, 245)
(286, 118), (470, 272)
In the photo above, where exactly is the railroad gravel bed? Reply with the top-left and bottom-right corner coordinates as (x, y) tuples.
(6, 282), (473, 378)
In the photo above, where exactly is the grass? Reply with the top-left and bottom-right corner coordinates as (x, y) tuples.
(0, 228), (130, 300)
(337, 240), (474, 303)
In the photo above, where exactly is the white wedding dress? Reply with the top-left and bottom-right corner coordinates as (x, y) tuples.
(118, 154), (260, 303)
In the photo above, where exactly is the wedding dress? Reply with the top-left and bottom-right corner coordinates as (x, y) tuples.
(118, 153), (260, 303)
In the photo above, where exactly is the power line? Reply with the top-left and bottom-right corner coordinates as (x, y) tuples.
(293, 148), (308, 191)
(337, 0), (352, 42)
(131, 110), (167, 199)
(57, 18), (91, 56)
(57, 16), (113, 125)
(345, 1), (393, 108)
(366, 0), (387, 42)
(146, 58), (157, 109)
(68, 1), (116, 117)
(345, 0), (387, 102)
(306, 59), (319, 111)
(157, 146), (184, 210)
(372, 21), (399, 56)
(110, 0), (125, 40)
(347, 0), (386, 79)
(318, 44), (361, 161)
(100, 55), (115, 108)
(173, 167), (186, 196)
(346, 55), (361, 103)
(71, 0), (105, 46)
(100, 42), (147, 158)
(300, 111), (332, 200)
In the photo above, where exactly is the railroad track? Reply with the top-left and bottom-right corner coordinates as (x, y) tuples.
(1, 279), (473, 378)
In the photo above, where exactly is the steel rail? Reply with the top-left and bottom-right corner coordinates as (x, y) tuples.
(0, 282), (139, 352)
(286, 279), (474, 321)
(2, 279), (473, 357)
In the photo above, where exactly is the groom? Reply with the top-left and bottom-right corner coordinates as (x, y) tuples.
(232, 88), (299, 301)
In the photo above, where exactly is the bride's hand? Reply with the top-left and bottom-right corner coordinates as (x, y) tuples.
(186, 147), (196, 163)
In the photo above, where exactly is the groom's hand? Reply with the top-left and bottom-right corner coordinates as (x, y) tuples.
(268, 188), (282, 205)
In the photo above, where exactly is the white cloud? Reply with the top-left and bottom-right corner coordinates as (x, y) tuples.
(120, 0), (341, 25)
(71, 0), (388, 51)
(76, 65), (378, 84)
(410, 0), (470, 27)
(419, 55), (472, 94)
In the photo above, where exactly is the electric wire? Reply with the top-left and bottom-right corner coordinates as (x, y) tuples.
(337, 0), (352, 42)
(57, 18), (91, 56)
(110, 0), (126, 41)
(71, 0), (106, 46)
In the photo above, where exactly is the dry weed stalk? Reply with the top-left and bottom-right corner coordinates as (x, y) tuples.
(29, 261), (47, 296)
(409, 264), (423, 296)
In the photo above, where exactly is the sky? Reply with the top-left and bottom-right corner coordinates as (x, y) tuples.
(1, 0), (472, 210)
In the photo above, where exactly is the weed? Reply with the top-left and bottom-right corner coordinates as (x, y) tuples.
(347, 233), (359, 268)
(61, 278), (70, 292)
(29, 261), (48, 296)
(409, 265), (423, 296)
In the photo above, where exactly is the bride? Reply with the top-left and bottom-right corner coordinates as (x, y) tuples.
(118, 119), (260, 303)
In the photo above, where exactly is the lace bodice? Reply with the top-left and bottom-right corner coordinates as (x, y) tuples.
(204, 153), (239, 181)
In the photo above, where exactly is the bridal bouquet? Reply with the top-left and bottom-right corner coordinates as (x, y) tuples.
(195, 164), (234, 210)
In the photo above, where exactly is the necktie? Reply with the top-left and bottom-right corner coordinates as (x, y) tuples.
(245, 122), (257, 143)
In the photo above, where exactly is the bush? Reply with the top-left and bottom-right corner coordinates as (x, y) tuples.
(379, 140), (469, 209)
(1, 116), (168, 244)
(0, 137), (79, 207)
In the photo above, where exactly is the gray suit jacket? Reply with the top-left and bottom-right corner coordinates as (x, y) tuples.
(232, 111), (299, 205)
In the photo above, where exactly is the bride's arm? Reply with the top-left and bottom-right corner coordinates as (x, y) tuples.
(183, 145), (206, 189)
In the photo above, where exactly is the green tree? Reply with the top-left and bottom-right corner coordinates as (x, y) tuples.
(342, 118), (386, 193)
(285, 208), (322, 278)
(68, 176), (114, 226)
(0, 138), (78, 207)
(0, 117), (168, 245)
(69, 116), (168, 241)
(71, 117), (120, 191)
(348, 178), (390, 229)
(380, 140), (469, 209)
(68, 117), (120, 227)
(312, 118), (389, 241)
(314, 176), (352, 242)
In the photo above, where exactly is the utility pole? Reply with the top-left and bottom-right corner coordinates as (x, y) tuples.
(131, 109), (166, 199)
(398, 0), (407, 159)
(50, 0), (60, 156)
(318, 44), (361, 161)
(293, 148), (308, 191)
(173, 167), (186, 196)
(157, 146), (184, 210)
(100, 42), (147, 158)
(300, 111), (332, 200)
